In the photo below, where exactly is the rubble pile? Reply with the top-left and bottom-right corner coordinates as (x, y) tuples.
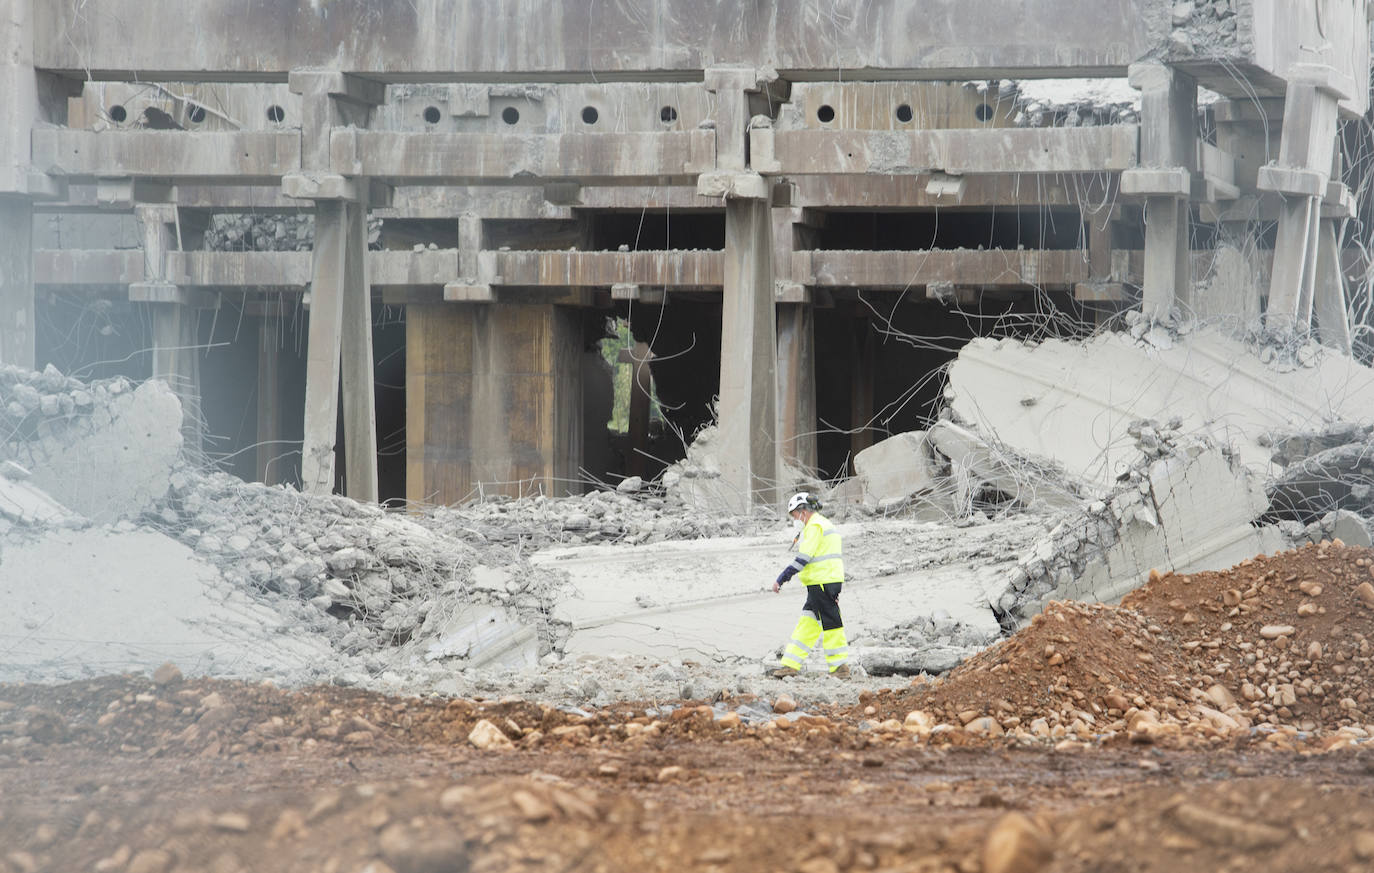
(875, 542), (1374, 745)
(202, 214), (382, 253)
(1266, 422), (1374, 539)
(1168, 0), (1245, 58)
(0, 364), (181, 523)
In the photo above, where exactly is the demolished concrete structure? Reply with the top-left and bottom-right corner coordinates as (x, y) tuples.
(3, 0), (1371, 507)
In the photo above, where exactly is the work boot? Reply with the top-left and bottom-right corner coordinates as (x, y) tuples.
(769, 666), (800, 679)
(830, 663), (852, 680)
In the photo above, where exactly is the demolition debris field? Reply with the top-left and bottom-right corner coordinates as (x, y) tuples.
(4, 544), (1374, 873)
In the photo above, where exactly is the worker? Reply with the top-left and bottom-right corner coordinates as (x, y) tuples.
(770, 492), (850, 679)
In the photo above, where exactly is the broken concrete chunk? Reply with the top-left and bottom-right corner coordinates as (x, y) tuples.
(854, 431), (942, 506)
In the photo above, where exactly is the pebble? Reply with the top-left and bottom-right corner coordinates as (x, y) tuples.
(467, 719), (513, 750)
(151, 662), (183, 686)
(127, 849), (174, 873)
(772, 694), (797, 715)
(1355, 582), (1374, 608)
(982, 812), (1054, 873)
(213, 812), (251, 832)
(1259, 625), (1295, 639)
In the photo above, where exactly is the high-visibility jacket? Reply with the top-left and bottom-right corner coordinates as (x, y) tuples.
(783, 511), (844, 586)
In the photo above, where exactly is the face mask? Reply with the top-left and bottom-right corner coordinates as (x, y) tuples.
(792, 519), (804, 532)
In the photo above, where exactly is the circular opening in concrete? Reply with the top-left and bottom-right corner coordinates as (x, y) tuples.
(423, 105), (441, 124)
(266, 105), (285, 123)
(660, 105), (678, 123)
(895, 104), (913, 123)
(581, 106), (599, 124)
(975, 103), (995, 123)
(502, 106), (520, 125)
(109, 105), (127, 123)
(817, 104), (835, 123)
(188, 105), (207, 124)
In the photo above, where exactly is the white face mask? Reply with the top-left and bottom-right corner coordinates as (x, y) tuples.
(792, 519), (804, 532)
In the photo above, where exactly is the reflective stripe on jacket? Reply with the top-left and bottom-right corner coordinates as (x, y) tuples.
(784, 511), (844, 586)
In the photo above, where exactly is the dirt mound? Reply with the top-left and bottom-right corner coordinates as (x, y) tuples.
(872, 543), (1374, 743)
(1122, 541), (1374, 732)
(873, 599), (1195, 740)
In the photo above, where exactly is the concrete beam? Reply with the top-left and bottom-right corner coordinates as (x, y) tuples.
(33, 130), (302, 181)
(758, 126), (1137, 175)
(35, 1), (1162, 81)
(0, 198), (35, 367)
(331, 129), (715, 185)
(491, 250), (722, 288)
(796, 249), (1099, 289)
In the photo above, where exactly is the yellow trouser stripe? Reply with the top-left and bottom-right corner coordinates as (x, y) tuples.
(822, 628), (849, 670)
(779, 614), (823, 668)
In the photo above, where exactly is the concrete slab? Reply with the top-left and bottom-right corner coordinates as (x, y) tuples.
(533, 519), (1018, 663)
(0, 526), (336, 683)
(927, 420), (1086, 511)
(947, 327), (1374, 489)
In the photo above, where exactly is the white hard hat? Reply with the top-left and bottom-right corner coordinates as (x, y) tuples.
(787, 492), (812, 513)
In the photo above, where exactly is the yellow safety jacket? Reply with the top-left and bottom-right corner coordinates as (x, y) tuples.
(787, 511), (844, 586)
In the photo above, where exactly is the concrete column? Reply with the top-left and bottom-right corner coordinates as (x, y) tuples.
(705, 65), (781, 511)
(1312, 219), (1352, 353)
(850, 317), (876, 464)
(288, 70), (383, 501)
(134, 204), (203, 452)
(339, 198), (378, 503)
(1260, 65), (1345, 333)
(406, 303), (583, 504)
(0, 198), (34, 368)
(719, 194), (778, 511)
(256, 312), (283, 485)
(776, 302), (816, 473)
(302, 199), (376, 500)
(1126, 62), (1197, 322)
(0, 0), (38, 368)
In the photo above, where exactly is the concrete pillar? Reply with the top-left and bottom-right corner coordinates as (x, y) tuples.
(705, 65), (780, 511)
(850, 317), (876, 464)
(1312, 219), (1352, 354)
(406, 303), (583, 504)
(287, 70), (383, 501)
(719, 195), (779, 511)
(256, 312), (283, 485)
(776, 303), (816, 473)
(133, 204), (204, 452)
(1260, 65), (1345, 334)
(0, 198), (34, 368)
(1126, 62), (1197, 322)
(0, 0), (38, 368)
(301, 199), (376, 501)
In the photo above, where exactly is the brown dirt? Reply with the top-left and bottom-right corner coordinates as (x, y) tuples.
(4, 545), (1374, 873)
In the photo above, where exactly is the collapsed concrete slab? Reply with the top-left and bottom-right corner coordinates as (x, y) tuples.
(533, 517), (1038, 669)
(996, 437), (1285, 621)
(421, 603), (539, 670)
(0, 463), (81, 530)
(946, 327), (1374, 489)
(0, 525), (339, 684)
(927, 420), (1087, 512)
(1, 367), (182, 523)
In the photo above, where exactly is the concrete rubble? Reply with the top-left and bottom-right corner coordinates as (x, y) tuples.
(1, 364), (182, 523)
(6, 314), (1374, 703)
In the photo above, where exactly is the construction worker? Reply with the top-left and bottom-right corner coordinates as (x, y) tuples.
(770, 492), (850, 679)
